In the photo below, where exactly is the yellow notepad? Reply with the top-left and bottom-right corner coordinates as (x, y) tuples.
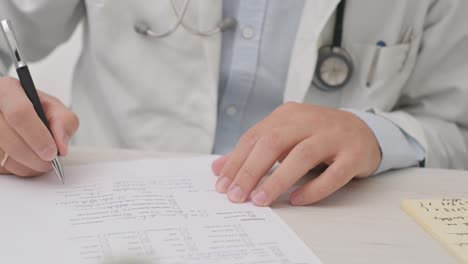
(401, 198), (468, 263)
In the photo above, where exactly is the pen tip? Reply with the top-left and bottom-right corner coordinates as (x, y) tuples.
(51, 158), (65, 184)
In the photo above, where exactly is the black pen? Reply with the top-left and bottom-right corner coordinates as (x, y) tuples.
(1, 19), (65, 183)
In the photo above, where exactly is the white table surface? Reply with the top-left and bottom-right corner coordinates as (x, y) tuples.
(56, 147), (468, 263)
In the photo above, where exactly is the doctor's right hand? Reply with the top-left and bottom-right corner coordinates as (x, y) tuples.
(0, 77), (79, 177)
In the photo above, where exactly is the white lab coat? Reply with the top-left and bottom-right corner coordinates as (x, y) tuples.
(0, 0), (467, 169)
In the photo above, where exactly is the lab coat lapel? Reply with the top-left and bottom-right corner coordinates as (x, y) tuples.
(284, 0), (340, 103)
(196, 0), (223, 87)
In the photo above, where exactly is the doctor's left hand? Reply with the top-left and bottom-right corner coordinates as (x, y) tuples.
(211, 102), (381, 206)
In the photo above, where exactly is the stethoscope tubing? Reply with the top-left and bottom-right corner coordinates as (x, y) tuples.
(135, 0), (229, 38)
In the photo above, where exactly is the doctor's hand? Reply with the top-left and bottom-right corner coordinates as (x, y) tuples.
(212, 102), (381, 206)
(0, 77), (79, 177)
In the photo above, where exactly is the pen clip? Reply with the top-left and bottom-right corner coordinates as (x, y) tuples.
(1, 19), (26, 68)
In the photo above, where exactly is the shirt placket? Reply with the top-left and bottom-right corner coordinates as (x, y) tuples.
(214, 0), (267, 154)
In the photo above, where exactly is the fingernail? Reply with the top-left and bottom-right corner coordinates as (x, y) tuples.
(251, 190), (268, 206)
(212, 157), (223, 176)
(290, 192), (304, 206)
(228, 185), (244, 203)
(41, 145), (57, 161)
(215, 177), (231, 193)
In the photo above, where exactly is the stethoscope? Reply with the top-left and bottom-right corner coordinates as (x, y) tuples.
(135, 0), (353, 92)
(312, 0), (353, 91)
(134, 0), (237, 38)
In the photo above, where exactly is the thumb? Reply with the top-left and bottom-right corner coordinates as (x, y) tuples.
(40, 92), (79, 156)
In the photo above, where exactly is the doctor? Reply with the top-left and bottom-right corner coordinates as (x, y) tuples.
(0, 0), (467, 206)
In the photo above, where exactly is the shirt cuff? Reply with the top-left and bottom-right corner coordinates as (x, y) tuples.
(345, 109), (426, 175)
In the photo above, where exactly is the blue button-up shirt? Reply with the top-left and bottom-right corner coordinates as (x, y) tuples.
(214, 0), (305, 154)
(213, 0), (425, 174)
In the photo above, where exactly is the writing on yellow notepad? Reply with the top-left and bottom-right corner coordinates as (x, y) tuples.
(401, 198), (468, 263)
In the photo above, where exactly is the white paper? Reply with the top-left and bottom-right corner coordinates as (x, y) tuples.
(0, 156), (321, 264)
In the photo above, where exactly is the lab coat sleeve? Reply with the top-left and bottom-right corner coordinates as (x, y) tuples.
(0, 0), (84, 75)
(377, 0), (468, 169)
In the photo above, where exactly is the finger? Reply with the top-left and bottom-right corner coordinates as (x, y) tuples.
(216, 103), (301, 193)
(278, 146), (294, 163)
(289, 156), (356, 205)
(227, 129), (301, 203)
(0, 166), (9, 175)
(0, 113), (51, 172)
(0, 149), (41, 177)
(0, 78), (57, 161)
(40, 92), (79, 156)
(211, 153), (231, 176)
(251, 137), (332, 206)
(216, 128), (262, 193)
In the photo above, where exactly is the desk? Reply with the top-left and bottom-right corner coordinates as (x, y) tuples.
(61, 147), (468, 263)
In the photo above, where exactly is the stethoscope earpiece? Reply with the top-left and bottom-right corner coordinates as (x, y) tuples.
(134, 22), (151, 36)
(219, 17), (237, 32)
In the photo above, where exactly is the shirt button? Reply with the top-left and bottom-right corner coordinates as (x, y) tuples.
(241, 26), (255, 39)
(225, 105), (238, 116)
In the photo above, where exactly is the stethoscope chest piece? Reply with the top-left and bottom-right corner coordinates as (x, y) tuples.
(312, 0), (354, 92)
(313, 45), (353, 91)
